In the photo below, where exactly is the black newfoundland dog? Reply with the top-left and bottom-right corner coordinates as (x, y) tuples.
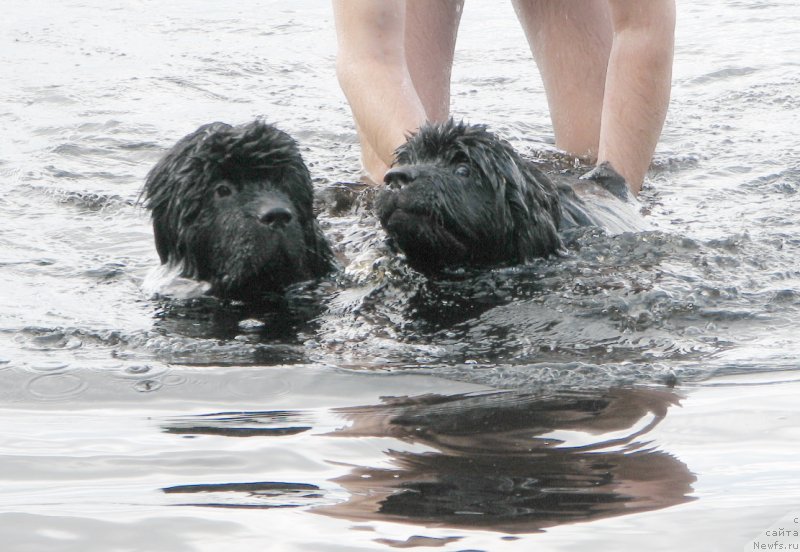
(143, 121), (334, 300)
(375, 119), (641, 274)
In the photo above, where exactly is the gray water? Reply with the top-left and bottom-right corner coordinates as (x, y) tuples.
(2, 1), (800, 551)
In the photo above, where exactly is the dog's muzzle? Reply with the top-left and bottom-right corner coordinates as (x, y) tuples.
(257, 204), (294, 229)
(383, 165), (421, 189)
(375, 171), (472, 273)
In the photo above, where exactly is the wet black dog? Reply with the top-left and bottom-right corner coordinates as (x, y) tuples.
(143, 121), (334, 299)
(375, 120), (639, 274)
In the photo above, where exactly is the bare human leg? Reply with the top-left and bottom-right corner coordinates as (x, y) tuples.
(333, 0), (425, 183)
(513, 0), (675, 194)
(404, 0), (463, 123)
(333, 0), (463, 184)
(598, 0), (675, 193)
(512, 0), (613, 160)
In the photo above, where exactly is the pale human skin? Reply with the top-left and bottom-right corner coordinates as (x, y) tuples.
(332, 0), (675, 195)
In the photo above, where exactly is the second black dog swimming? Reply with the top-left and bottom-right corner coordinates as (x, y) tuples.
(376, 119), (644, 275)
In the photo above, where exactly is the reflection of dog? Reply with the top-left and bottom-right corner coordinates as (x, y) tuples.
(322, 388), (693, 533)
(143, 121), (334, 299)
(376, 120), (641, 274)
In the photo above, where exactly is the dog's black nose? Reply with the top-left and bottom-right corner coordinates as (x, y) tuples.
(259, 206), (294, 228)
(383, 166), (419, 189)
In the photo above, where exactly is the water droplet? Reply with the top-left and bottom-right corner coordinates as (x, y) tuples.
(126, 365), (151, 375)
(134, 379), (162, 393)
(238, 318), (265, 331)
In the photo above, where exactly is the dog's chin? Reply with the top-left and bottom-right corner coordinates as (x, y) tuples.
(217, 268), (304, 301)
(382, 209), (470, 274)
(209, 233), (311, 300)
(214, 261), (308, 300)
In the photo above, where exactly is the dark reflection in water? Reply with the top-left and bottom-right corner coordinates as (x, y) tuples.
(163, 481), (324, 510)
(161, 386), (694, 533)
(163, 410), (311, 437)
(324, 387), (694, 533)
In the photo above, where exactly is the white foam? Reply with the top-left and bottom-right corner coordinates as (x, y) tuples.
(141, 263), (211, 300)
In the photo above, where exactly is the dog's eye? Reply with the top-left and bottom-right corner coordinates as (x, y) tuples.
(454, 164), (471, 178)
(215, 184), (233, 198)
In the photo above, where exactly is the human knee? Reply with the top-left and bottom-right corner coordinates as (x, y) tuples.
(607, 0), (676, 35)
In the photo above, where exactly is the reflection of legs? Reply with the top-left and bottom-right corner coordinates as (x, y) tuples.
(333, 1), (462, 183)
(405, 0), (463, 123)
(598, 0), (675, 193)
(512, 0), (613, 159)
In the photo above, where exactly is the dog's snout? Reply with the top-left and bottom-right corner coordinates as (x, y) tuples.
(384, 166), (419, 189)
(259, 206), (294, 228)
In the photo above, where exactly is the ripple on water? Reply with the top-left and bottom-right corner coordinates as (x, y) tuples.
(28, 360), (71, 373)
(108, 363), (172, 381)
(13, 327), (131, 353)
(26, 372), (88, 401)
(14, 328), (84, 351)
(223, 371), (292, 399)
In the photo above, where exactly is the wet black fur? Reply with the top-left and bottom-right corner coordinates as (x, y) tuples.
(376, 120), (562, 274)
(143, 120), (334, 299)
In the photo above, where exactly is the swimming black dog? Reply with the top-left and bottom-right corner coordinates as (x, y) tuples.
(375, 120), (642, 274)
(143, 121), (334, 300)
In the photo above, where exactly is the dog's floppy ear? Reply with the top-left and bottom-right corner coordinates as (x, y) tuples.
(504, 157), (562, 261)
(142, 122), (231, 264)
(456, 124), (563, 263)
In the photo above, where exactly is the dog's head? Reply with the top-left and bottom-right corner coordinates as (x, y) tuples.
(375, 120), (562, 274)
(143, 121), (334, 299)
